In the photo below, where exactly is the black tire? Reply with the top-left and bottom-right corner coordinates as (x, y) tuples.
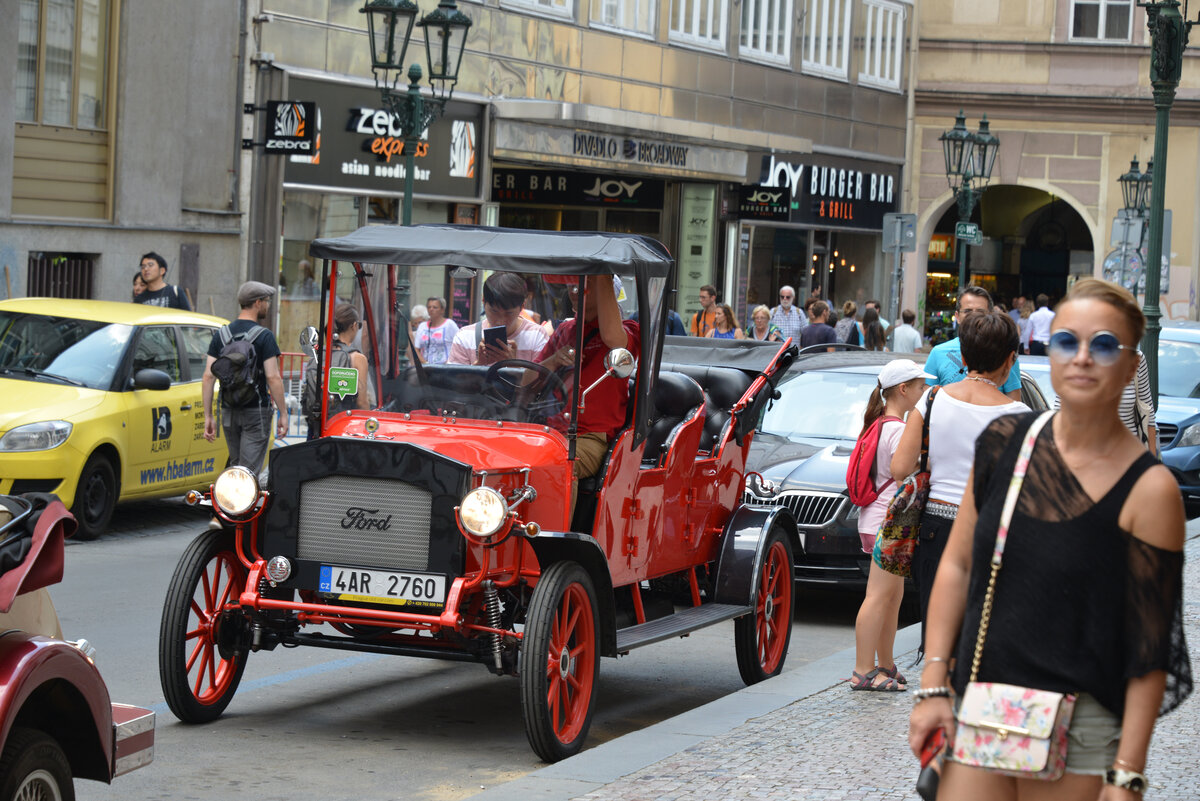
(520, 561), (600, 763)
(159, 528), (249, 723)
(734, 526), (795, 684)
(0, 727), (74, 801)
(71, 453), (117, 541)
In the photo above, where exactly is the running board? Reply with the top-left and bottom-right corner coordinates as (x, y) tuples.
(615, 603), (752, 653)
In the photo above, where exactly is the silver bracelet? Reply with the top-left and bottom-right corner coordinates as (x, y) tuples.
(912, 686), (952, 704)
(925, 656), (949, 666)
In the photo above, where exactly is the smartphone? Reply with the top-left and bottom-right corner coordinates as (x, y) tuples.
(483, 325), (507, 350)
(916, 728), (945, 801)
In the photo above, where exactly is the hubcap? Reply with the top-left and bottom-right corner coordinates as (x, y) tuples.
(14, 769), (62, 801)
(558, 647), (571, 679)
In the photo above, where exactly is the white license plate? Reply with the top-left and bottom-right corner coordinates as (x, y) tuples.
(318, 565), (446, 607)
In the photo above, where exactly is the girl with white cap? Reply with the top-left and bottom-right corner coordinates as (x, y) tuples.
(850, 359), (934, 691)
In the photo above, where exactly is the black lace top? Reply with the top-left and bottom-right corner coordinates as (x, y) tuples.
(949, 413), (1193, 717)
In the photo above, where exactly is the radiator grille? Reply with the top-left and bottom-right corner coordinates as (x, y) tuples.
(1159, 423), (1178, 449)
(743, 490), (846, 527)
(297, 475), (433, 571)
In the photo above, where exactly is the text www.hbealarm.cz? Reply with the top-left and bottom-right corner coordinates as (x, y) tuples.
(140, 458), (216, 485)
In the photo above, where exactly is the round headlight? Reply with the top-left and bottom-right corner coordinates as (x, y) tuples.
(213, 466), (260, 516)
(458, 487), (509, 538)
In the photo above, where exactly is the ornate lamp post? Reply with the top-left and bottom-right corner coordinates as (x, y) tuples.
(1139, 1), (1191, 407)
(361, 0), (472, 226)
(939, 111), (1000, 289)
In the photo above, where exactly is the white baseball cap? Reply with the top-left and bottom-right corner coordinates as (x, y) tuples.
(877, 359), (935, 390)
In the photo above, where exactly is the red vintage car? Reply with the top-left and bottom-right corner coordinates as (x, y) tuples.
(0, 494), (153, 799)
(157, 225), (799, 761)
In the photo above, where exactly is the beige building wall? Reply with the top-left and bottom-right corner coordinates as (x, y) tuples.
(909, 0), (1199, 321)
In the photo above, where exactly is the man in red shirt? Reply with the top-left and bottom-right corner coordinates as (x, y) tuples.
(536, 276), (640, 497)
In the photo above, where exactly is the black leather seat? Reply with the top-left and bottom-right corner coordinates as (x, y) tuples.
(660, 364), (752, 453)
(642, 371), (704, 466)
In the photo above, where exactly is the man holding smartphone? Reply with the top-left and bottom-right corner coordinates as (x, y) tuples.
(447, 272), (548, 365)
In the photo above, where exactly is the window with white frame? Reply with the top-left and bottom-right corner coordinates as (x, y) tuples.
(669, 0), (729, 50)
(802, 0), (852, 79)
(858, 0), (905, 90)
(740, 0), (793, 64)
(591, 0), (656, 36)
(1070, 0), (1133, 41)
(500, 0), (573, 21)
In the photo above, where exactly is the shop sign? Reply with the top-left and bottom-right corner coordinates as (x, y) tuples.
(282, 76), (483, 198)
(490, 168), (664, 207)
(264, 101), (316, 154)
(928, 233), (956, 262)
(742, 153), (900, 230)
(736, 186), (790, 221)
(493, 120), (748, 180)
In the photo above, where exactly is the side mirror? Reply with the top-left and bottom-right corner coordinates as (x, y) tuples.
(299, 326), (318, 358)
(604, 348), (636, 379)
(132, 368), (171, 391)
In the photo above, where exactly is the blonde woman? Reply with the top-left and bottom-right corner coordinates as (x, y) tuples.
(836, 300), (861, 345)
(748, 305), (782, 342)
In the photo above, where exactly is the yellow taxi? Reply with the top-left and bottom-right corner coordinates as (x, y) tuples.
(0, 298), (230, 539)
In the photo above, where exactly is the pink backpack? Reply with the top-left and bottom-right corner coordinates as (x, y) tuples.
(846, 415), (902, 507)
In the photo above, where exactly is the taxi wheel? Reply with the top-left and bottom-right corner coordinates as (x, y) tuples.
(71, 454), (116, 541)
(520, 561), (599, 763)
(159, 528), (249, 723)
(0, 727), (74, 801)
(734, 526), (794, 685)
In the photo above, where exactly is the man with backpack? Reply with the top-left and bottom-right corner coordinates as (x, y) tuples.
(134, 252), (192, 310)
(202, 281), (288, 476)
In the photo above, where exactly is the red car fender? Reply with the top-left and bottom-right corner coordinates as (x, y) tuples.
(0, 632), (114, 782)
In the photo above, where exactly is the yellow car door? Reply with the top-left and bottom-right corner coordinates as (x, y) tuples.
(125, 326), (198, 497)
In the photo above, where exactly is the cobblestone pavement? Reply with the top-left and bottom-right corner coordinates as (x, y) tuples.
(474, 522), (1200, 801)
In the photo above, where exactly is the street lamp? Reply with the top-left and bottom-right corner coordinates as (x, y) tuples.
(939, 111), (1000, 289)
(361, 0), (472, 226)
(1139, 0), (1193, 407)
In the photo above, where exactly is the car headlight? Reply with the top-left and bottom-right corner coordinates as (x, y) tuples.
(0, 421), (72, 452)
(458, 487), (509, 537)
(213, 466), (260, 516)
(1179, 423), (1200, 448)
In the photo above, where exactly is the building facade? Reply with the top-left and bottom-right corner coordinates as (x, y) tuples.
(1, 0), (245, 312)
(907, 0), (1200, 328)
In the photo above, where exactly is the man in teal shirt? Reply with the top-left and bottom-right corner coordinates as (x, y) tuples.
(924, 286), (1022, 401)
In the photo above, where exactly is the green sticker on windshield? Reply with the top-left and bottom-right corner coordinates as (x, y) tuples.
(328, 366), (358, 399)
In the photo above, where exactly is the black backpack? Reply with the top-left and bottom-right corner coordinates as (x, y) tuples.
(211, 325), (267, 408)
(300, 344), (355, 430)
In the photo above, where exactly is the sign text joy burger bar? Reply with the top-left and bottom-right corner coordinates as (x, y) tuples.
(737, 153), (900, 230)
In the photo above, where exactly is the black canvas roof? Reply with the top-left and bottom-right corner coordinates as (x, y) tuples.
(310, 224), (674, 277)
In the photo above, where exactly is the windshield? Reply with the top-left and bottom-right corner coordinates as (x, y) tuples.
(1160, 338), (1200, 398)
(0, 311), (133, 390)
(760, 370), (878, 441)
(308, 262), (658, 433)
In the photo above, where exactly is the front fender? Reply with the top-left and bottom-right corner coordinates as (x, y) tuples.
(0, 632), (112, 782)
(526, 532), (617, 657)
(711, 505), (798, 607)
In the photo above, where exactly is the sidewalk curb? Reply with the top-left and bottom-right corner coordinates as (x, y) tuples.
(469, 623), (923, 800)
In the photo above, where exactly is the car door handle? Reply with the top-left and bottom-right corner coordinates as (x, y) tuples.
(179, 403), (192, 410)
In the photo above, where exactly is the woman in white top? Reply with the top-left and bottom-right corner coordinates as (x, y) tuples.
(413, 296), (459, 365)
(891, 310), (1030, 635)
(850, 359), (934, 691)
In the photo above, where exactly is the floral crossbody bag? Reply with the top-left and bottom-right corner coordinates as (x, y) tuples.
(951, 411), (1076, 780)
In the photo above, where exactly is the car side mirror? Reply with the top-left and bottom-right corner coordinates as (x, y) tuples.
(604, 348), (636, 379)
(132, 368), (171, 391)
(300, 326), (318, 358)
(579, 348), (637, 412)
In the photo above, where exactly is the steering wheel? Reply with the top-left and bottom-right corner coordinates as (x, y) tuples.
(483, 359), (568, 416)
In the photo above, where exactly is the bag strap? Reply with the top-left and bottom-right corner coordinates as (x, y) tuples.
(968, 410), (1055, 682)
(918, 386), (940, 474)
(218, 325), (232, 346)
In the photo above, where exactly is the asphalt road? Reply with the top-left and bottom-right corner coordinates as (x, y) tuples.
(65, 499), (870, 801)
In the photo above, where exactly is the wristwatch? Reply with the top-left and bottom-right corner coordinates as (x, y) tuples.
(1104, 768), (1147, 794)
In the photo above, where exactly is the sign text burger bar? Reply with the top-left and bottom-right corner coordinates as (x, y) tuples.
(738, 153), (900, 230)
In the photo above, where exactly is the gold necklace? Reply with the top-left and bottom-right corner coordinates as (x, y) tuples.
(964, 374), (998, 388)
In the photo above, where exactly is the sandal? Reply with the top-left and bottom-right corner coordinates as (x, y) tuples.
(849, 668), (907, 692)
(878, 664), (907, 686)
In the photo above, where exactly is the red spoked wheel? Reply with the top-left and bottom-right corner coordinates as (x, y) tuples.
(521, 561), (599, 762)
(159, 528), (249, 723)
(735, 526), (794, 684)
